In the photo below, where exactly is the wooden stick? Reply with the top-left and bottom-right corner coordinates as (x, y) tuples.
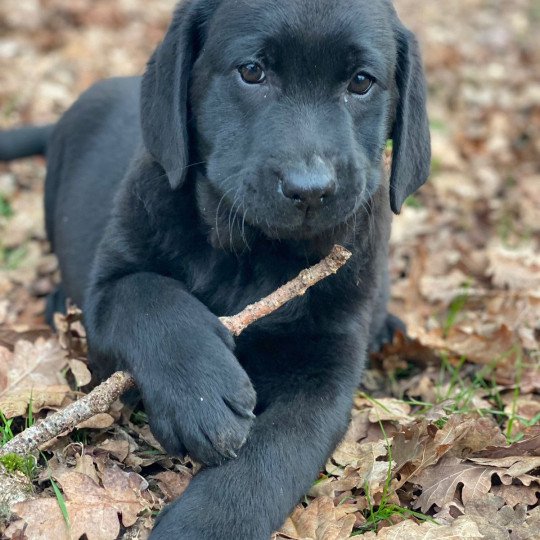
(221, 244), (352, 336)
(0, 245), (351, 457)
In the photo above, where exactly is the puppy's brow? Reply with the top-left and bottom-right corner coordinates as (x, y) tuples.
(346, 45), (389, 86)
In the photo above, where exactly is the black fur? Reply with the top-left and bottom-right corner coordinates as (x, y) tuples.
(0, 0), (430, 537)
(0, 124), (54, 160)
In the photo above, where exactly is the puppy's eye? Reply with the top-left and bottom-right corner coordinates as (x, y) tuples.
(239, 63), (266, 84)
(348, 72), (375, 95)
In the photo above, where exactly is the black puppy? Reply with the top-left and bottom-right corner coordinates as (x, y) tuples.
(0, 0), (430, 537)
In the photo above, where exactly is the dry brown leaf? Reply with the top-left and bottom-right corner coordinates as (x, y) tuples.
(491, 484), (539, 507)
(308, 474), (359, 499)
(153, 469), (192, 502)
(0, 337), (69, 417)
(76, 412), (115, 430)
(415, 324), (521, 369)
(420, 269), (472, 304)
(0, 385), (70, 418)
(393, 415), (505, 487)
(68, 358), (92, 387)
(342, 409), (370, 443)
(2, 191), (44, 249)
(0, 338), (67, 392)
(6, 464), (151, 540)
(367, 398), (413, 424)
(74, 453), (100, 485)
(97, 439), (131, 463)
(328, 440), (390, 494)
(331, 440), (387, 471)
(361, 516), (484, 539)
(487, 243), (540, 292)
(55, 307), (88, 359)
(468, 456), (540, 477)
(459, 494), (540, 540)
(277, 497), (355, 540)
(413, 456), (498, 512)
(472, 427), (540, 459)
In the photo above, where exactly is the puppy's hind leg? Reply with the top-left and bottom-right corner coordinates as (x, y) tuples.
(368, 265), (406, 352)
(45, 284), (67, 328)
(369, 312), (406, 352)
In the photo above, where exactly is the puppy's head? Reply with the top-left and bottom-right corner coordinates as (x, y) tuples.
(141, 0), (430, 245)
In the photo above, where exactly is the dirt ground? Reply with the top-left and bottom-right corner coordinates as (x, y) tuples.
(0, 1), (539, 539)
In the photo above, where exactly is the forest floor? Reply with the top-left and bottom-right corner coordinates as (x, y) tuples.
(0, 0), (539, 538)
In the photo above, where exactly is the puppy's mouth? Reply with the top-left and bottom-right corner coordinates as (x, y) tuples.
(244, 184), (365, 240)
(197, 172), (364, 247)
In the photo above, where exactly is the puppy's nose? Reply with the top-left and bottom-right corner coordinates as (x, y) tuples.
(279, 161), (337, 209)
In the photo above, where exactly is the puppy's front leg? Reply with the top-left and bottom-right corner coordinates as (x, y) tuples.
(152, 332), (365, 540)
(85, 271), (256, 466)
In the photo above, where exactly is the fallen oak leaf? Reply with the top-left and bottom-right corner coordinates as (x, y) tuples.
(412, 455), (539, 514)
(457, 494), (540, 540)
(68, 358), (92, 388)
(74, 453), (100, 485)
(491, 483), (540, 508)
(468, 456), (540, 477)
(0, 385), (71, 419)
(487, 242), (540, 292)
(152, 469), (192, 502)
(412, 456), (497, 513)
(308, 472), (359, 499)
(361, 516), (485, 539)
(98, 463), (151, 527)
(342, 409), (370, 444)
(0, 338), (68, 396)
(6, 465), (151, 540)
(97, 438), (131, 463)
(392, 414), (505, 488)
(330, 440), (387, 471)
(76, 412), (115, 430)
(0, 326), (53, 351)
(366, 398), (413, 424)
(471, 426), (540, 459)
(0, 337), (70, 418)
(413, 324), (522, 369)
(276, 497), (355, 540)
(328, 440), (390, 495)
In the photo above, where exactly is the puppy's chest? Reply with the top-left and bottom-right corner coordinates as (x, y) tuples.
(179, 251), (301, 318)
(169, 246), (367, 334)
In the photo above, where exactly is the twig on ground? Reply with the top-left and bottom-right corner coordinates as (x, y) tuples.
(0, 245), (352, 458)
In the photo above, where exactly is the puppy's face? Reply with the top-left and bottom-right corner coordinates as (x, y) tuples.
(141, 0), (430, 246)
(190, 0), (397, 240)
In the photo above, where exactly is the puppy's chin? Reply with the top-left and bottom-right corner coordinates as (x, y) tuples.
(196, 175), (364, 252)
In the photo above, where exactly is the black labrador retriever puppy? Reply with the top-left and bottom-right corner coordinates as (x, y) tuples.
(0, 0), (430, 537)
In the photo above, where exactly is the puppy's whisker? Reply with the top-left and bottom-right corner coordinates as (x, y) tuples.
(240, 197), (250, 251)
(229, 192), (242, 256)
(184, 160), (207, 171)
(215, 185), (237, 251)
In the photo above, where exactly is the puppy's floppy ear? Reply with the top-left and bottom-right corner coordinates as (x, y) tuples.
(141, 0), (209, 189)
(389, 26), (431, 214)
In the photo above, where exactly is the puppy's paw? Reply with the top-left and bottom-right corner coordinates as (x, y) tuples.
(139, 329), (256, 465)
(148, 373), (256, 465)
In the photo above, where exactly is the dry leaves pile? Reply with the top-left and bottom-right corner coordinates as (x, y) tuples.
(0, 0), (539, 539)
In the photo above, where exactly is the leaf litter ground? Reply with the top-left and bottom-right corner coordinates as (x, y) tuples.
(0, 0), (539, 538)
